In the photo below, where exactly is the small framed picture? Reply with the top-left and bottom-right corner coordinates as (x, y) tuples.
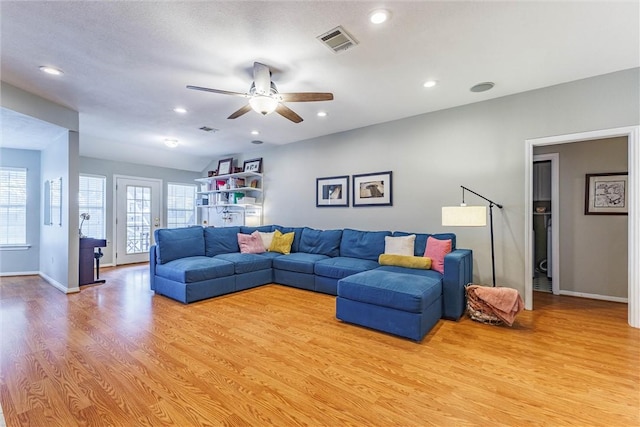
(217, 158), (234, 176)
(585, 172), (628, 215)
(243, 158), (263, 173)
(316, 175), (349, 207)
(353, 171), (392, 207)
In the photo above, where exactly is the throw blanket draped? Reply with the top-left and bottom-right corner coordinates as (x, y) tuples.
(466, 285), (524, 326)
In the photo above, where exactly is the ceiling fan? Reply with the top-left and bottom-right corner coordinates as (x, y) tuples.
(187, 62), (333, 123)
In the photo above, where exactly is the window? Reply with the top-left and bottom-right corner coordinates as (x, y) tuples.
(0, 167), (27, 245)
(167, 183), (197, 228)
(79, 175), (106, 239)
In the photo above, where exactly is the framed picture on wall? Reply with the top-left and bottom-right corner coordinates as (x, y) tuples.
(584, 172), (628, 215)
(352, 171), (392, 207)
(217, 158), (233, 176)
(243, 158), (263, 173)
(316, 175), (349, 207)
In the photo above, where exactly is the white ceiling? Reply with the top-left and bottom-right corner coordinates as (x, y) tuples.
(1, 1), (638, 172)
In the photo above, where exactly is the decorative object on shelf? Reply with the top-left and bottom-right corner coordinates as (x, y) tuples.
(79, 212), (90, 238)
(243, 158), (263, 173)
(316, 175), (349, 207)
(535, 206), (547, 213)
(207, 170), (216, 177)
(217, 158), (234, 176)
(442, 186), (502, 287)
(233, 167), (243, 173)
(584, 172), (628, 215)
(352, 171), (392, 207)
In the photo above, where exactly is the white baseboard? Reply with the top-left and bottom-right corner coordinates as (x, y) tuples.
(0, 271), (39, 277)
(39, 272), (80, 294)
(559, 290), (628, 304)
(99, 263), (114, 268)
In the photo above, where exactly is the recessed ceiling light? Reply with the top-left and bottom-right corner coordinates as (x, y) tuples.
(173, 107), (187, 114)
(423, 80), (438, 88)
(251, 130), (260, 135)
(164, 138), (179, 148)
(251, 140), (263, 145)
(39, 66), (63, 76)
(317, 111), (328, 117)
(369, 9), (390, 24)
(470, 82), (495, 93)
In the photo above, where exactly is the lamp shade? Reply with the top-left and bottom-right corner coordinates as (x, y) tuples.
(442, 205), (487, 226)
(249, 95), (278, 115)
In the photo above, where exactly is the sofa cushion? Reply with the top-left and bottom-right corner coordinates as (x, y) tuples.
(215, 253), (271, 274)
(299, 227), (342, 257)
(273, 252), (329, 274)
(393, 231), (457, 256)
(424, 236), (452, 274)
(379, 254), (431, 270)
(237, 231), (266, 254)
(384, 234), (415, 256)
(314, 256), (380, 279)
(259, 231), (276, 250)
(337, 269), (442, 313)
(154, 227), (204, 264)
(339, 228), (391, 261)
(204, 226), (240, 256)
(273, 226), (304, 252)
(269, 230), (295, 255)
(156, 256), (234, 283)
(376, 265), (444, 279)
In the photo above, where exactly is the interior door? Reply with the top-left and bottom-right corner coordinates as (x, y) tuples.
(115, 177), (161, 265)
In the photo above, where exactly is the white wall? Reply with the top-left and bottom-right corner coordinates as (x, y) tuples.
(39, 131), (80, 292)
(0, 148), (41, 274)
(205, 68), (640, 294)
(535, 137), (628, 298)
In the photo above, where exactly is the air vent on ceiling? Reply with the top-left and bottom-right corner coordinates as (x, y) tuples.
(317, 26), (358, 53)
(199, 126), (219, 133)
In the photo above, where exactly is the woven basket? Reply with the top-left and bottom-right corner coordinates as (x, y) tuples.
(465, 284), (503, 325)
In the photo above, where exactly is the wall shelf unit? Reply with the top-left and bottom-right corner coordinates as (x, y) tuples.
(195, 171), (263, 227)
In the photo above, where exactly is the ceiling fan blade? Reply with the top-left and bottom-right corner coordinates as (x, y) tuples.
(253, 62), (271, 95)
(275, 103), (303, 123)
(280, 92), (334, 102)
(186, 85), (249, 97)
(227, 104), (253, 119)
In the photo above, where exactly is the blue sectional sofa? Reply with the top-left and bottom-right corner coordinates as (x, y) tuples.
(149, 225), (473, 340)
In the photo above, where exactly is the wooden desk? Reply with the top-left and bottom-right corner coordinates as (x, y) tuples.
(79, 238), (107, 286)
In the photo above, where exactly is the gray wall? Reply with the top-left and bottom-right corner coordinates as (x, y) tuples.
(206, 68), (639, 295)
(79, 156), (202, 265)
(535, 137), (628, 298)
(0, 148), (41, 274)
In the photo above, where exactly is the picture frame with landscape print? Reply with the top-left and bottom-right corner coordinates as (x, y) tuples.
(243, 158), (263, 173)
(316, 175), (349, 207)
(584, 172), (628, 215)
(217, 157), (234, 176)
(353, 171), (392, 207)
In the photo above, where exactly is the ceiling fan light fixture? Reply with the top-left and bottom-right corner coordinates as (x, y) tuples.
(249, 95), (278, 115)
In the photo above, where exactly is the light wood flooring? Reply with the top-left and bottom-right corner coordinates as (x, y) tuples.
(1, 264), (639, 426)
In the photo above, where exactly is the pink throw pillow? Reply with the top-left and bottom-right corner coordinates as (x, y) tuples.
(424, 236), (452, 274)
(237, 231), (265, 254)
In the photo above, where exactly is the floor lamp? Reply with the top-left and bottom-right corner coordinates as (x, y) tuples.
(442, 186), (503, 287)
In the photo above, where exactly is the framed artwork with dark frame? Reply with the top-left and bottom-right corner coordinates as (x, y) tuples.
(316, 175), (349, 207)
(243, 158), (263, 173)
(585, 172), (628, 215)
(217, 158), (234, 176)
(352, 171), (392, 207)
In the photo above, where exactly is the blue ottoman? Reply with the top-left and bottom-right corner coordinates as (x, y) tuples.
(336, 269), (443, 341)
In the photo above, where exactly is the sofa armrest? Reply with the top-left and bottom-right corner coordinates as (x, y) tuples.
(149, 245), (157, 290)
(442, 249), (472, 320)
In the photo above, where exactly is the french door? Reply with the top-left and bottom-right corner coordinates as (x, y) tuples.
(115, 176), (162, 265)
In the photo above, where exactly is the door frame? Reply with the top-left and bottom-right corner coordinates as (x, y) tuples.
(532, 153), (560, 295)
(524, 126), (639, 328)
(113, 175), (163, 265)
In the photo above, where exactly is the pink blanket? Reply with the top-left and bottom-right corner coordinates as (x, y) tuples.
(466, 285), (524, 326)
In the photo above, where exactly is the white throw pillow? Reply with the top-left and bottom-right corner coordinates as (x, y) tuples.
(384, 235), (416, 256)
(258, 231), (276, 250)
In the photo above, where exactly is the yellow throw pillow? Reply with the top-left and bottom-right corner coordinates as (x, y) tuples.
(269, 229), (295, 255)
(378, 254), (432, 270)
